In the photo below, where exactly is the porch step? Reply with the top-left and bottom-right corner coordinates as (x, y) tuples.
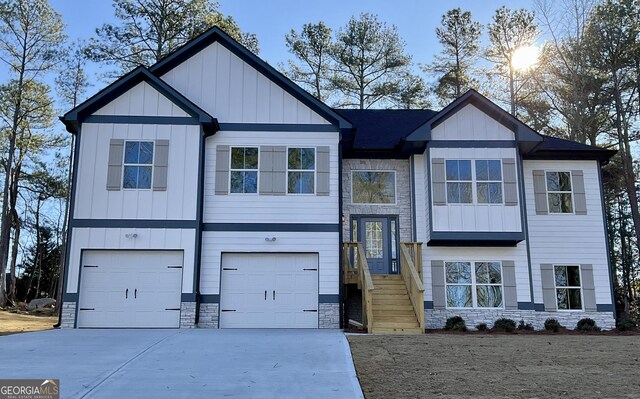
(371, 275), (402, 281)
(372, 321), (420, 329)
(372, 304), (415, 311)
(373, 310), (416, 317)
(370, 326), (423, 334)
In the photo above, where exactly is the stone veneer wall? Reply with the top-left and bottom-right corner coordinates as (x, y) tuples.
(342, 159), (413, 242)
(180, 302), (196, 328)
(198, 303), (219, 328)
(60, 301), (76, 328)
(426, 309), (616, 330)
(319, 303), (340, 328)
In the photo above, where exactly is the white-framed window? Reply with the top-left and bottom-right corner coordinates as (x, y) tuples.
(287, 147), (315, 194)
(546, 171), (573, 213)
(230, 146), (259, 194)
(445, 261), (503, 308)
(445, 160), (472, 203)
(123, 141), (153, 189)
(475, 160), (503, 204)
(554, 265), (582, 310)
(351, 170), (396, 204)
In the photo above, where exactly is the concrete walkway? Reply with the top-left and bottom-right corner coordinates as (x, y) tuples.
(0, 329), (364, 399)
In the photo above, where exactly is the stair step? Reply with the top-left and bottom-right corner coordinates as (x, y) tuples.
(372, 321), (420, 328)
(371, 275), (402, 280)
(374, 289), (409, 295)
(373, 316), (419, 324)
(373, 310), (416, 317)
(373, 300), (413, 307)
(373, 293), (410, 299)
(372, 305), (415, 311)
(370, 327), (423, 334)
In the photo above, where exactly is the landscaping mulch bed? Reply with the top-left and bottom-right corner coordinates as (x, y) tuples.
(348, 333), (640, 398)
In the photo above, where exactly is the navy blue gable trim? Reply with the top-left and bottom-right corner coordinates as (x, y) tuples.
(61, 66), (219, 135)
(148, 27), (351, 131)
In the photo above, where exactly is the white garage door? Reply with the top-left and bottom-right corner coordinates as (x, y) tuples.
(220, 253), (319, 328)
(77, 250), (183, 328)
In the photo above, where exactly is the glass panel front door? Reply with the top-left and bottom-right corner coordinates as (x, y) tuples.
(355, 217), (398, 274)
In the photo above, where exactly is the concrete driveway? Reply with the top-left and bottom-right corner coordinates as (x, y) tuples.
(0, 329), (363, 399)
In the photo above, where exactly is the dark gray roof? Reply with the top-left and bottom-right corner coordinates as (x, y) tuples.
(334, 109), (437, 153)
(527, 135), (617, 163)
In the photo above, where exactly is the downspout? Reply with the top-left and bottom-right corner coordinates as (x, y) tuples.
(54, 123), (82, 328)
(338, 130), (344, 329)
(193, 127), (207, 325)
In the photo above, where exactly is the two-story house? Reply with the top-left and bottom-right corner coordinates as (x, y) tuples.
(59, 27), (616, 332)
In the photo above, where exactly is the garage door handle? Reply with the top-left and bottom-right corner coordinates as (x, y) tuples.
(303, 268), (317, 271)
(264, 290), (267, 300)
(125, 288), (128, 299)
(134, 289), (137, 299)
(273, 290), (276, 300)
(303, 309), (317, 312)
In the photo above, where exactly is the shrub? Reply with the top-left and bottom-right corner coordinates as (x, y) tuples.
(617, 318), (636, 332)
(445, 316), (467, 332)
(493, 318), (516, 332)
(576, 318), (601, 332)
(544, 318), (563, 332)
(476, 323), (488, 331)
(517, 319), (534, 331)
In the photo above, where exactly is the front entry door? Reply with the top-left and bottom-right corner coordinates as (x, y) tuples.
(360, 218), (390, 274)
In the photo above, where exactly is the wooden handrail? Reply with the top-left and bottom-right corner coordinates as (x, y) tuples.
(400, 243), (425, 331)
(343, 242), (375, 331)
(356, 243), (375, 332)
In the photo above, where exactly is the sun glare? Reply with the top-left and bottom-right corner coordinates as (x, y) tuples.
(511, 45), (540, 72)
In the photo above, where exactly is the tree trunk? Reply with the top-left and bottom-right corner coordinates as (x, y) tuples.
(612, 74), (640, 257)
(25, 198), (42, 302)
(8, 210), (20, 306)
(509, 65), (516, 116)
(0, 30), (28, 307)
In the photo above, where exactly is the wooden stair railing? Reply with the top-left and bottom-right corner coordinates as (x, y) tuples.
(343, 242), (374, 331)
(399, 243), (425, 331)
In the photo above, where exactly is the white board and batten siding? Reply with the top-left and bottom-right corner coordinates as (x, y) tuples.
(161, 41), (330, 125)
(422, 243), (532, 304)
(93, 81), (190, 117)
(74, 123), (200, 220)
(203, 131), (339, 224)
(431, 104), (514, 141)
(523, 160), (612, 305)
(66, 227), (196, 296)
(429, 147), (522, 232)
(200, 231), (339, 298)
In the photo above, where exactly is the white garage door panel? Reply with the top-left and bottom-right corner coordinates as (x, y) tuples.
(78, 251), (183, 328)
(220, 253), (319, 328)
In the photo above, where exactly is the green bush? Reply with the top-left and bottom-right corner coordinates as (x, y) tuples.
(493, 318), (516, 332)
(517, 319), (534, 331)
(617, 318), (636, 332)
(544, 318), (563, 332)
(476, 323), (488, 331)
(445, 316), (467, 331)
(576, 318), (601, 332)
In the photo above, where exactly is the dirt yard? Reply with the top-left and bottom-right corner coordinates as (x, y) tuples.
(0, 310), (57, 335)
(348, 333), (640, 399)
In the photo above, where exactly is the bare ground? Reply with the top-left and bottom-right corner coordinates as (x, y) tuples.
(348, 333), (640, 399)
(0, 310), (57, 335)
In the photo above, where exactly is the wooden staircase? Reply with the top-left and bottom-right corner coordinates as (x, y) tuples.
(370, 274), (422, 334)
(343, 242), (425, 335)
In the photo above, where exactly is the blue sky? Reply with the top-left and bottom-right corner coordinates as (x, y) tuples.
(49, 0), (535, 96)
